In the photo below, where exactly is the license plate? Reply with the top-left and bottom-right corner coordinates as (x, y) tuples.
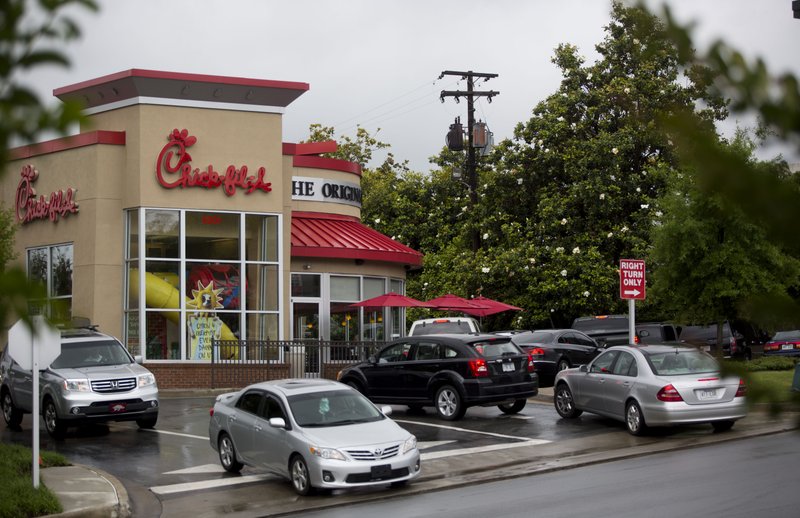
(782, 344), (794, 350)
(502, 362), (515, 372)
(109, 402), (127, 413)
(370, 464), (392, 480)
(696, 389), (718, 401)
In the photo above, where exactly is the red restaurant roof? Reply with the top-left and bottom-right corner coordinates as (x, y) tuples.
(291, 212), (423, 267)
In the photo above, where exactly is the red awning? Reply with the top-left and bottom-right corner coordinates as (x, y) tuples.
(291, 212), (423, 266)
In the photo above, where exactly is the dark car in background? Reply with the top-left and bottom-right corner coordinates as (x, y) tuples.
(337, 334), (538, 421)
(762, 330), (800, 357)
(571, 315), (679, 348)
(678, 322), (753, 360)
(511, 329), (601, 386)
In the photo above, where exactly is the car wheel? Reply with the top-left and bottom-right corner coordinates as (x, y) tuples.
(290, 455), (314, 496)
(557, 359), (570, 371)
(625, 400), (648, 436)
(554, 383), (582, 418)
(136, 415), (158, 429)
(712, 420), (735, 433)
(1, 390), (23, 428)
(218, 433), (243, 473)
(498, 399), (526, 415)
(435, 385), (466, 421)
(43, 398), (67, 439)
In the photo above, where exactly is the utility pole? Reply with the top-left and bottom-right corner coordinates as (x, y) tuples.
(440, 70), (498, 251)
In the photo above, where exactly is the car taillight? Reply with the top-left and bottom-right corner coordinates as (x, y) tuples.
(468, 358), (489, 377)
(729, 335), (737, 353)
(735, 379), (747, 398)
(209, 408), (214, 417)
(763, 343), (777, 352)
(528, 347), (546, 358)
(527, 353), (535, 373)
(656, 384), (683, 402)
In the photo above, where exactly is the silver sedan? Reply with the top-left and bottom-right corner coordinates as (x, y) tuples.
(553, 345), (747, 435)
(208, 378), (420, 495)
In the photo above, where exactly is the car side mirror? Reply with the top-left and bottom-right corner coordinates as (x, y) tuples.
(269, 417), (287, 429)
(380, 405), (393, 416)
(134, 355), (143, 364)
(368, 355), (377, 364)
(579, 365), (588, 373)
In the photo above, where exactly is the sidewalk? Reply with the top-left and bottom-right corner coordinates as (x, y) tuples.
(41, 465), (130, 518)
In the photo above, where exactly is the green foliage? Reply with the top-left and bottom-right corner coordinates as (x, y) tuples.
(736, 356), (798, 372)
(0, 443), (69, 518)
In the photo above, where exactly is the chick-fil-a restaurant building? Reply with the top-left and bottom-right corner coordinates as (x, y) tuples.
(2, 69), (422, 388)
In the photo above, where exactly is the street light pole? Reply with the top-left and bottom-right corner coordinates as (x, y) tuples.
(440, 70), (498, 251)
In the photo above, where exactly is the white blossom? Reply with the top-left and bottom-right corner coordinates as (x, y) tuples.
(610, 175), (616, 181)
(537, 139), (543, 146)
(621, 226), (629, 233)
(607, 232), (614, 238)
(572, 247), (581, 254)
(560, 218), (568, 225)
(641, 204), (649, 209)
(624, 87), (630, 94)
(587, 73), (593, 80)
(483, 233), (489, 240)
(560, 269), (568, 277)
(655, 211), (663, 217)
(462, 206), (468, 212)
(423, 282), (428, 286)
(545, 148), (550, 153)
(557, 116), (564, 122)
(636, 187), (642, 193)
(633, 38), (640, 45)
(599, 193), (606, 200)
(612, 147), (619, 155)
(481, 267), (491, 274)
(374, 218), (381, 224)
(555, 246), (565, 253)
(583, 291), (590, 297)
(529, 257), (536, 264)
(517, 178), (524, 185)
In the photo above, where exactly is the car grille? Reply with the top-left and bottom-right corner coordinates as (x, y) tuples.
(345, 444), (400, 461)
(345, 467), (409, 483)
(91, 378), (136, 393)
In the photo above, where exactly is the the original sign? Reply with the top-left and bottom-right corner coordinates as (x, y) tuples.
(291, 176), (362, 208)
(619, 259), (646, 300)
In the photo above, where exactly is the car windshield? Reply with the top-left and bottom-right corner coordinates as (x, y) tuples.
(772, 330), (800, 341)
(288, 390), (385, 427)
(646, 350), (719, 376)
(50, 340), (133, 369)
(471, 340), (520, 358)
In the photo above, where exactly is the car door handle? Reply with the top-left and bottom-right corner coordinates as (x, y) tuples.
(229, 415), (237, 422)
(254, 424), (262, 432)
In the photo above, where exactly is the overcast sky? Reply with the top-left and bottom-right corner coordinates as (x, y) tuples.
(25, 0), (800, 171)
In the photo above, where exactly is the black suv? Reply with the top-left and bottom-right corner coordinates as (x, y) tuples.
(337, 334), (538, 420)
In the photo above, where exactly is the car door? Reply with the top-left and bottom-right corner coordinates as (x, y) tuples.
(362, 341), (412, 400)
(573, 350), (619, 413)
(7, 355), (34, 412)
(228, 390), (265, 464)
(564, 331), (600, 366)
(600, 351), (638, 418)
(252, 393), (291, 475)
(404, 339), (442, 401)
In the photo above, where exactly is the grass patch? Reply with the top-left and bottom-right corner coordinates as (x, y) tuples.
(0, 443), (69, 518)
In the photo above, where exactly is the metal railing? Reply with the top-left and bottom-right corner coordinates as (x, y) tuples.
(210, 339), (384, 389)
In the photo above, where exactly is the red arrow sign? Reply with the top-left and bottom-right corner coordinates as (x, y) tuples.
(619, 259), (646, 300)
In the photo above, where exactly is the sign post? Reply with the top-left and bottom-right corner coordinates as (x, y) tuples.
(8, 316), (61, 489)
(619, 259), (646, 344)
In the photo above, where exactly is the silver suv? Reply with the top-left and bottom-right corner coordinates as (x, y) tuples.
(0, 325), (159, 438)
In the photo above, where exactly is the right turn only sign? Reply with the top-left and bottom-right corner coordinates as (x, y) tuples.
(619, 259), (646, 300)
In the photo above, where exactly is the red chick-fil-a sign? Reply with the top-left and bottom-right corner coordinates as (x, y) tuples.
(155, 128), (272, 196)
(15, 164), (79, 224)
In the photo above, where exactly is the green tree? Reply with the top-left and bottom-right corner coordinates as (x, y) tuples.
(0, 0), (97, 326)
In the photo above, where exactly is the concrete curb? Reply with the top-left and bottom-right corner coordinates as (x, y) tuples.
(41, 464), (131, 518)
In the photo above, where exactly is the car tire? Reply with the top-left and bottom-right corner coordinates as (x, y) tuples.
(625, 400), (648, 436)
(554, 383), (582, 418)
(290, 454), (314, 496)
(557, 359), (570, 371)
(136, 415), (158, 429)
(43, 398), (67, 439)
(1, 390), (23, 428)
(218, 433), (243, 473)
(498, 399), (527, 415)
(712, 420), (735, 433)
(435, 384), (466, 421)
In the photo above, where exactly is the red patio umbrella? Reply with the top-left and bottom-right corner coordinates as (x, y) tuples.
(461, 295), (523, 317)
(425, 293), (490, 312)
(350, 292), (435, 308)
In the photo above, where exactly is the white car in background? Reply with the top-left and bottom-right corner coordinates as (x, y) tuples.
(408, 317), (481, 336)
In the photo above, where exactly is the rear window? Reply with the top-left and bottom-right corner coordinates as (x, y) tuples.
(572, 316), (628, 332)
(470, 339), (520, 358)
(772, 330), (800, 341)
(646, 350), (718, 375)
(522, 331), (554, 343)
(410, 321), (473, 335)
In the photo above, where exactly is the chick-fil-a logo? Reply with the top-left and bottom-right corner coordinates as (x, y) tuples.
(15, 164), (79, 224)
(155, 129), (272, 196)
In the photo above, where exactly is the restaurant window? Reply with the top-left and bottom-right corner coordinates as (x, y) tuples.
(27, 243), (73, 323)
(362, 277), (385, 341)
(125, 209), (281, 360)
(329, 276), (359, 342)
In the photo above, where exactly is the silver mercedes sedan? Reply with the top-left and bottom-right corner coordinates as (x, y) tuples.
(553, 345), (747, 435)
(208, 378), (420, 495)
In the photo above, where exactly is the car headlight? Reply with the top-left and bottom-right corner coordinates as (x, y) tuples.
(138, 374), (156, 387)
(403, 435), (417, 454)
(309, 446), (347, 461)
(63, 379), (90, 392)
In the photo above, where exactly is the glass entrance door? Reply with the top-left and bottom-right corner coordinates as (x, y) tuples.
(292, 301), (320, 377)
